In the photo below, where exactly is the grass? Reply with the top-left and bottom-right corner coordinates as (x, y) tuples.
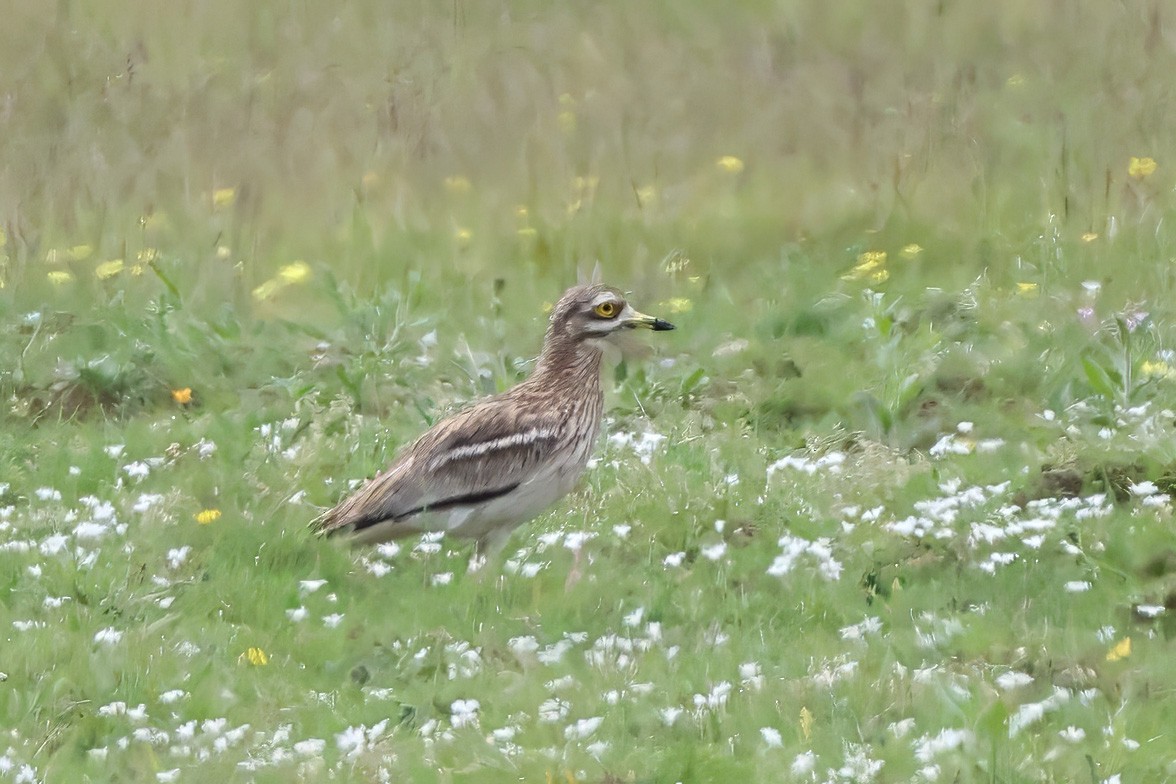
(2, 1), (1176, 781)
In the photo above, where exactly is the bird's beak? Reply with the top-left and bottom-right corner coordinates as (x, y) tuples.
(624, 308), (675, 331)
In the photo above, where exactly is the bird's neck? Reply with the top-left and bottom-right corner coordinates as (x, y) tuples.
(531, 332), (604, 387)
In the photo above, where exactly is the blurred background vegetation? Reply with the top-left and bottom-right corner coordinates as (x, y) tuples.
(1, 0), (1175, 448)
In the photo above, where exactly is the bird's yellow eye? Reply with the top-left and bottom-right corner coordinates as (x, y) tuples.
(594, 301), (619, 318)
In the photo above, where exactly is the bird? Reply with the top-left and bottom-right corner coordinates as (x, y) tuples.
(311, 283), (674, 555)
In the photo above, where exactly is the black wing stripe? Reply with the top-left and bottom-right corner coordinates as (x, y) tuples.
(348, 482), (521, 534)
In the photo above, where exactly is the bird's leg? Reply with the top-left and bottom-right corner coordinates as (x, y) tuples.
(468, 527), (515, 575)
(564, 545), (585, 592)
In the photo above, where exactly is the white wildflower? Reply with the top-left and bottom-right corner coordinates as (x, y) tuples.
(519, 561), (546, 578)
(123, 461), (151, 480)
(660, 707), (683, 726)
(539, 698), (570, 723)
(294, 738), (325, 756)
(451, 699), (480, 728)
(74, 522), (109, 540)
(508, 636), (540, 657)
(692, 681), (731, 711)
(166, 546), (191, 570)
(791, 751), (817, 775)
(365, 559), (392, 577)
(739, 661), (764, 690)
(914, 728), (971, 762)
(564, 716), (603, 740)
(93, 627), (123, 646)
(700, 542), (727, 561)
(623, 607), (644, 627)
(39, 534), (70, 556)
(995, 672), (1033, 691)
(35, 487), (62, 502)
(840, 617), (883, 640)
(1129, 480), (1158, 496)
(889, 718), (916, 739)
(133, 493), (163, 512)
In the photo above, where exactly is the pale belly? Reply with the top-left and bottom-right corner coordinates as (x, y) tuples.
(416, 437), (594, 545)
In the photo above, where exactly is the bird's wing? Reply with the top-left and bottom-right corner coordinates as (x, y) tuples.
(311, 395), (569, 537)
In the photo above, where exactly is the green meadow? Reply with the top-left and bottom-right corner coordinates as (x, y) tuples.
(3, 1), (1176, 781)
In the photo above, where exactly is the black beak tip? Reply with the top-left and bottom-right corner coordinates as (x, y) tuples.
(652, 318), (675, 331)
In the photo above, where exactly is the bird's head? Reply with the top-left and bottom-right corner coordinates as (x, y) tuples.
(546, 284), (674, 351)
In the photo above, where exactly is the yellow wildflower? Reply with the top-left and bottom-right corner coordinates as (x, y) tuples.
(242, 647), (269, 666)
(1006, 74), (1026, 88)
(841, 251), (887, 281)
(541, 301), (554, 314)
(1106, 636), (1131, 662)
(213, 188), (236, 208)
(716, 155), (745, 174)
(443, 175), (472, 195)
(870, 269), (890, 284)
(95, 259), (125, 280)
(635, 185), (657, 206)
(252, 279), (281, 301)
(1128, 156), (1157, 179)
(1141, 360), (1176, 379)
(799, 706), (813, 741)
(660, 298), (693, 314)
(1081, 232), (1099, 243)
(172, 387), (193, 405)
(129, 264), (145, 276)
(455, 228), (472, 246)
(68, 244), (94, 261)
(195, 508), (222, 525)
(137, 248), (159, 262)
(900, 243), (923, 259)
(1016, 282), (1039, 296)
(47, 270), (75, 285)
(278, 261), (311, 284)
(253, 262), (310, 300)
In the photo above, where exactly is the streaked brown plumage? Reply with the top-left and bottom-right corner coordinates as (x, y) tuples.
(312, 283), (674, 553)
